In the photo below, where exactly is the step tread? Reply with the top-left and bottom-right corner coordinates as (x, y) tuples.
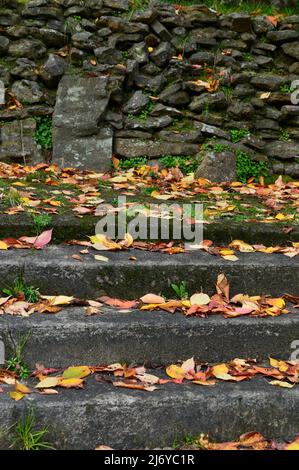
(0, 375), (298, 449)
(1, 306), (298, 366)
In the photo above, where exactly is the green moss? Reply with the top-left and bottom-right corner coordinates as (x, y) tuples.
(230, 128), (250, 143)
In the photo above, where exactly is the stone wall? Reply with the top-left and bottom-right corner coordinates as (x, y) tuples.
(0, 0), (298, 178)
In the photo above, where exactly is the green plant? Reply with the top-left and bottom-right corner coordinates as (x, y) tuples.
(3, 275), (40, 303)
(12, 408), (54, 450)
(236, 150), (269, 183)
(31, 213), (52, 234)
(119, 156), (148, 169)
(128, 100), (155, 122)
(279, 129), (290, 142)
(159, 155), (198, 175)
(171, 281), (189, 300)
(280, 83), (295, 94)
(243, 53), (253, 62)
(3, 188), (22, 207)
(34, 116), (52, 150)
(222, 86), (233, 101)
(230, 128), (250, 143)
(142, 186), (158, 196)
(6, 331), (31, 380)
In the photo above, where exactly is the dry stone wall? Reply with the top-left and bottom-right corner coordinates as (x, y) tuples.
(0, 0), (298, 179)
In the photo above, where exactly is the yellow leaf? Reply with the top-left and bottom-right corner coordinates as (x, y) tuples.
(151, 191), (173, 200)
(193, 380), (216, 386)
(269, 380), (294, 388)
(10, 391), (25, 401)
(166, 364), (186, 380)
(15, 382), (31, 394)
(229, 240), (254, 252)
(41, 295), (74, 306)
(269, 357), (289, 372)
(212, 364), (229, 378)
(63, 366), (91, 379)
(285, 438), (299, 450)
(35, 377), (59, 389)
(267, 298), (285, 309)
(0, 241), (8, 250)
(190, 293), (210, 306)
(58, 378), (84, 388)
(275, 213), (287, 220)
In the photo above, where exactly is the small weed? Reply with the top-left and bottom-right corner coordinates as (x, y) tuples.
(3, 275), (40, 303)
(3, 188), (22, 207)
(280, 83), (295, 94)
(142, 186), (158, 196)
(34, 116), (53, 150)
(31, 213), (52, 234)
(171, 281), (189, 300)
(12, 408), (55, 451)
(236, 150), (269, 183)
(230, 128), (250, 143)
(222, 86), (233, 101)
(279, 129), (290, 142)
(119, 157), (148, 169)
(243, 53), (253, 62)
(159, 155), (197, 175)
(6, 331), (31, 380)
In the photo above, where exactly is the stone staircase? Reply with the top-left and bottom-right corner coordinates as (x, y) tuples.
(0, 226), (298, 449)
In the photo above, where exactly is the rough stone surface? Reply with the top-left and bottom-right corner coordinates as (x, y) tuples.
(11, 79), (44, 104)
(115, 138), (198, 158)
(1, 305), (298, 368)
(282, 41), (299, 60)
(52, 76), (113, 170)
(196, 150), (236, 182)
(0, 246), (297, 299)
(123, 90), (149, 114)
(0, 118), (40, 163)
(0, 377), (298, 449)
(265, 141), (299, 159)
(39, 53), (66, 88)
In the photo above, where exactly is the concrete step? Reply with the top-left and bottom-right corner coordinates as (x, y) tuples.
(1, 306), (299, 368)
(0, 376), (298, 449)
(0, 212), (298, 245)
(0, 246), (297, 299)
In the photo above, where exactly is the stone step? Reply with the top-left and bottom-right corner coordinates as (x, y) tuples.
(0, 246), (297, 299)
(0, 376), (298, 449)
(0, 212), (298, 245)
(1, 306), (298, 368)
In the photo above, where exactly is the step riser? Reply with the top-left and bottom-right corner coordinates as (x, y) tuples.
(0, 381), (298, 449)
(0, 248), (297, 298)
(1, 309), (299, 367)
(0, 215), (298, 245)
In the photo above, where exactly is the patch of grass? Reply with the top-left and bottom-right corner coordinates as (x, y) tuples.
(236, 150), (269, 183)
(12, 408), (55, 451)
(222, 86), (233, 101)
(279, 129), (290, 142)
(31, 213), (52, 234)
(142, 186), (158, 196)
(6, 332), (31, 380)
(159, 155), (198, 175)
(119, 156), (148, 169)
(230, 128), (250, 143)
(34, 116), (53, 150)
(3, 188), (22, 207)
(3, 275), (40, 303)
(171, 281), (189, 300)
